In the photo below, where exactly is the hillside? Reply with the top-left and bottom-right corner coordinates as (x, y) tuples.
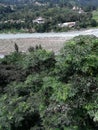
(0, 0), (98, 6)
(0, 0), (97, 33)
(79, 0), (98, 6)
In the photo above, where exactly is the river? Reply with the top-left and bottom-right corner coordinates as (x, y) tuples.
(0, 28), (98, 39)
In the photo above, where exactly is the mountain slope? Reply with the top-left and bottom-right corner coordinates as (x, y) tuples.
(0, 0), (98, 6)
(78, 0), (98, 6)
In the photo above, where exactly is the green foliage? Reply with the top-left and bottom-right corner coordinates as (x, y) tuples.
(55, 35), (98, 129)
(55, 35), (98, 81)
(0, 82), (42, 130)
(0, 35), (98, 130)
(93, 9), (98, 22)
(2, 52), (25, 66)
(21, 48), (55, 73)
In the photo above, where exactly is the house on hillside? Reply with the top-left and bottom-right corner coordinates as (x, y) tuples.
(72, 6), (79, 11)
(3, 19), (25, 24)
(33, 17), (45, 24)
(72, 6), (84, 14)
(58, 22), (76, 28)
(34, 2), (46, 6)
(78, 8), (84, 14)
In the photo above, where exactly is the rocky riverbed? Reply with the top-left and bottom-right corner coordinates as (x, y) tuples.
(0, 37), (70, 56)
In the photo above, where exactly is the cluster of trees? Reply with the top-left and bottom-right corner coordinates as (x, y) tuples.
(0, 35), (98, 130)
(1, 0), (98, 7)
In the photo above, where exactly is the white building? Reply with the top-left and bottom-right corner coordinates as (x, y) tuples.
(33, 17), (45, 24)
(58, 22), (76, 28)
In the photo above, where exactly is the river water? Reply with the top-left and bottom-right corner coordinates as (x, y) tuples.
(0, 28), (98, 39)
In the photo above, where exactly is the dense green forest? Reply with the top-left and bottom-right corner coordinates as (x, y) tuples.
(1, 0), (98, 6)
(0, 35), (98, 130)
(0, 0), (97, 32)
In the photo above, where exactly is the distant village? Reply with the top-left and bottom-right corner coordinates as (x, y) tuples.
(0, 6), (85, 29)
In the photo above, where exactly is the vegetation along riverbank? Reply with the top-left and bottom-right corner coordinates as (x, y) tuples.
(0, 35), (98, 130)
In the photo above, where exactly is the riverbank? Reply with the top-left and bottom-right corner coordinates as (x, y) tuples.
(0, 37), (69, 56)
(0, 28), (98, 57)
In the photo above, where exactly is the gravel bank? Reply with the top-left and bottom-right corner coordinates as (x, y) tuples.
(0, 37), (71, 55)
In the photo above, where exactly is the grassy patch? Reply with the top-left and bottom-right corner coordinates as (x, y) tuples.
(0, 29), (27, 34)
(92, 10), (98, 22)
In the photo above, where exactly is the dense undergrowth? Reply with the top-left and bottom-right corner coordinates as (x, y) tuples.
(0, 35), (98, 130)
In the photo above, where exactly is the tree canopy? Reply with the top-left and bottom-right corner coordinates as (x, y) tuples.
(0, 35), (98, 130)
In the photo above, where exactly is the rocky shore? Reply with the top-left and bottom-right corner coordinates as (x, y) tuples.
(0, 37), (70, 56)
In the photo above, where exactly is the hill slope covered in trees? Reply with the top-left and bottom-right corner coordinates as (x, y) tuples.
(0, 0), (98, 6)
(0, 0), (98, 33)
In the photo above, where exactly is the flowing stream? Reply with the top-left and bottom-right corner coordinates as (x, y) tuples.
(0, 28), (98, 39)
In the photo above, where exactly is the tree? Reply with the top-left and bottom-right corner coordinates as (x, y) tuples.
(55, 35), (98, 129)
(14, 43), (19, 53)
